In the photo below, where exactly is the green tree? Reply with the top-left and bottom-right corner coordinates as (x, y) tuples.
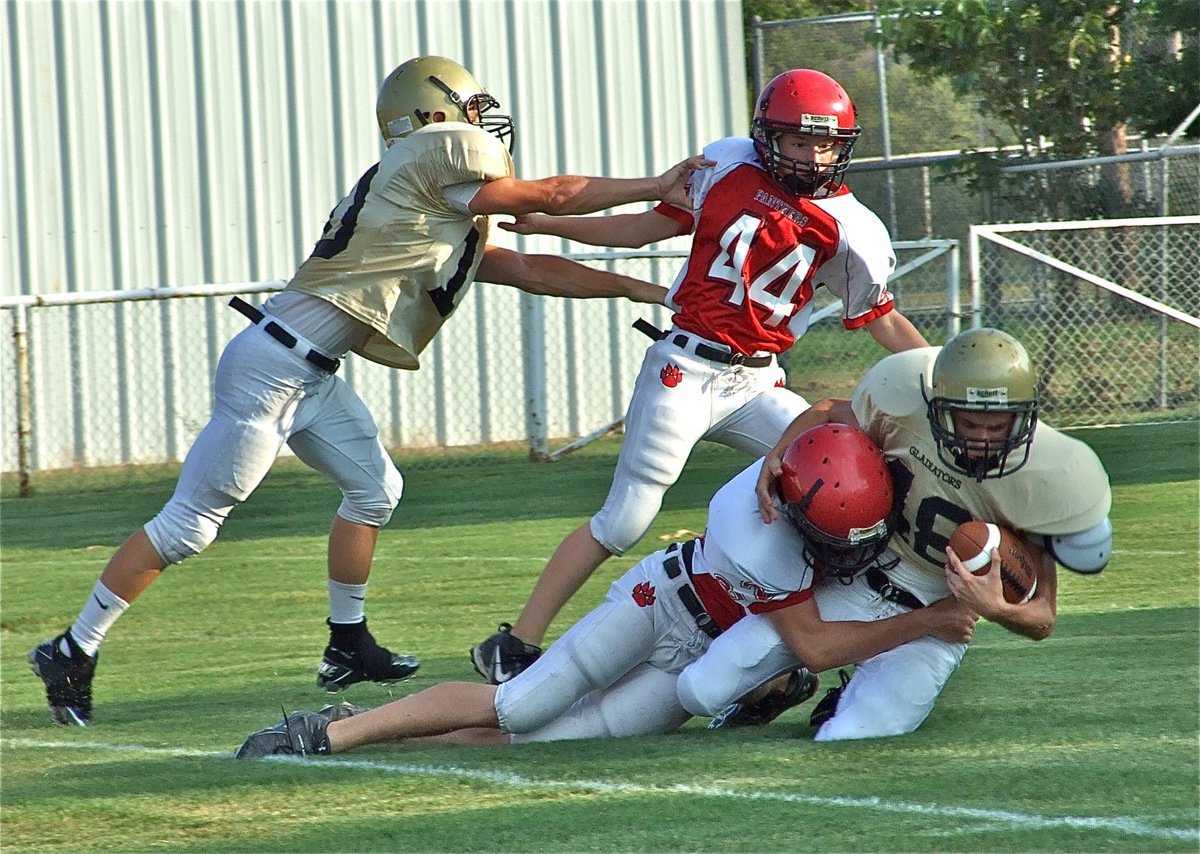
(1117, 0), (1200, 138)
(742, 1), (870, 95)
(874, 0), (1198, 158)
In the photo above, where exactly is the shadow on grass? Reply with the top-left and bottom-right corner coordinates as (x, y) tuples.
(2, 423), (1195, 552)
(0, 440), (745, 551)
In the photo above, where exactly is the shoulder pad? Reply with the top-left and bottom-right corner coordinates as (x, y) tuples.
(1044, 517), (1113, 574)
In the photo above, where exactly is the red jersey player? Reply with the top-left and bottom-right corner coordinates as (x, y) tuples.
(471, 69), (929, 683)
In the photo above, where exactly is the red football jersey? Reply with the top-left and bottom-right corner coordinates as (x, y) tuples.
(661, 137), (896, 356)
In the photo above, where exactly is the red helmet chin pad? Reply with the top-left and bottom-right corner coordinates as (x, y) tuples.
(778, 423), (893, 542)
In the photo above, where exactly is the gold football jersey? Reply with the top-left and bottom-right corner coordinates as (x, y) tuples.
(852, 347), (1112, 579)
(286, 122), (513, 369)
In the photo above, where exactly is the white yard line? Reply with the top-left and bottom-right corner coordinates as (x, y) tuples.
(5, 737), (1195, 842)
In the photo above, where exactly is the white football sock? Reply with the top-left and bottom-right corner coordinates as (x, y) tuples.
(328, 579), (368, 625)
(69, 581), (130, 657)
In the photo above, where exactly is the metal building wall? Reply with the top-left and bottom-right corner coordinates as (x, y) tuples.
(2, 0), (747, 471)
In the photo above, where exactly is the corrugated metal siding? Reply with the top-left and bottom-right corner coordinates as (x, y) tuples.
(2, 0), (746, 471)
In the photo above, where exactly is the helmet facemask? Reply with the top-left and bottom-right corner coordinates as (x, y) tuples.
(751, 69), (861, 197)
(752, 122), (857, 196)
(782, 479), (893, 580)
(922, 387), (1038, 480)
(425, 74), (514, 151)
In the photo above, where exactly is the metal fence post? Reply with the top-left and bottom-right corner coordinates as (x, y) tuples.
(522, 292), (550, 462)
(873, 15), (898, 237)
(948, 241), (962, 337)
(12, 306), (34, 496)
(751, 16), (764, 104)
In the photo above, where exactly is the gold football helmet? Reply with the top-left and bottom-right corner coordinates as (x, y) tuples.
(376, 56), (513, 150)
(922, 327), (1039, 480)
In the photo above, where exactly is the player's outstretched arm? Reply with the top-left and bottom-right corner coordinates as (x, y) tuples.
(467, 154), (709, 217)
(476, 245), (667, 305)
(499, 209), (682, 248)
(767, 595), (977, 675)
(755, 398), (857, 522)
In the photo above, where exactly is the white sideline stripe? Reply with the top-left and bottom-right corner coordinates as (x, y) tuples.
(6, 738), (1195, 842)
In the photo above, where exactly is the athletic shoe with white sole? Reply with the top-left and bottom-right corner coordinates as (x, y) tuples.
(469, 623), (542, 684)
(28, 632), (98, 727)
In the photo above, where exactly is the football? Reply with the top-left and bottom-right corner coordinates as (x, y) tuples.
(948, 521), (1040, 604)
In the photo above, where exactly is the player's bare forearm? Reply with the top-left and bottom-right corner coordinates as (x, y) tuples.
(767, 597), (975, 674)
(773, 398), (857, 455)
(865, 309), (928, 352)
(478, 247), (666, 304)
(471, 154), (709, 216)
(499, 210), (679, 248)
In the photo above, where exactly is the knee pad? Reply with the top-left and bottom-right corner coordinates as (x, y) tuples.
(495, 667), (583, 735)
(589, 486), (664, 556)
(675, 666), (722, 717)
(676, 616), (798, 716)
(675, 662), (788, 717)
(336, 466), (403, 528)
(143, 502), (223, 565)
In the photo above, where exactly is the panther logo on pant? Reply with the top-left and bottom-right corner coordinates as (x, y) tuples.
(631, 582), (656, 607)
(660, 363), (683, 388)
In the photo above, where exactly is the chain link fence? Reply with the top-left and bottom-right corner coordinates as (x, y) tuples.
(2, 245), (959, 484)
(972, 217), (1200, 427)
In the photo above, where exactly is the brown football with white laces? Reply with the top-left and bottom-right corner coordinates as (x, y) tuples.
(949, 521), (1040, 604)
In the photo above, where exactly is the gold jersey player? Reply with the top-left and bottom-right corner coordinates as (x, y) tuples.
(29, 56), (706, 727)
(684, 327), (1113, 739)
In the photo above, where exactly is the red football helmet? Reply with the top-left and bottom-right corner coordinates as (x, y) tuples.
(778, 423), (894, 578)
(752, 69), (861, 196)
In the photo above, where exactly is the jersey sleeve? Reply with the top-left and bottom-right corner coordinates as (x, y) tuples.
(653, 202), (695, 235)
(811, 194), (897, 329)
(443, 181), (486, 214)
(404, 124), (513, 216)
(1002, 430), (1113, 536)
(684, 137), (758, 211)
(746, 588), (813, 614)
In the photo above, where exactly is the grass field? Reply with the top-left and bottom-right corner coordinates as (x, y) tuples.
(2, 423), (1198, 852)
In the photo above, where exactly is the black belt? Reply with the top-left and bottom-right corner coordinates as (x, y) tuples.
(229, 296), (341, 373)
(864, 566), (925, 611)
(633, 319), (773, 368)
(662, 540), (721, 639)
